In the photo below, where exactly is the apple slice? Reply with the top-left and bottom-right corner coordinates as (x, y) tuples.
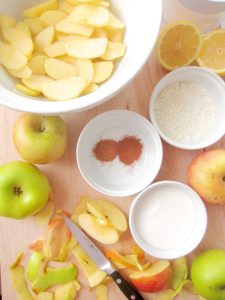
(71, 196), (89, 224)
(10, 252), (33, 300)
(66, 37), (108, 58)
(106, 28), (124, 43)
(0, 41), (28, 70)
(45, 58), (78, 79)
(101, 41), (126, 60)
(72, 244), (106, 287)
(28, 55), (47, 75)
(16, 84), (41, 97)
(23, 0), (58, 18)
(82, 83), (98, 95)
(188, 149), (225, 204)
(129, 260), (173, 293)
(40, 10), (67, 26)
(42, 76), (86, 101)
(158, 289), (174, 300)
(22, 75), (54, 92)
(0, 14), (16, 29)
(34, 26), (55, 53)
(76, 58), (94, 83)
(16, 22), (32, 37)
(26, 251), (45, 282)
(56, 19), (94, 36)
(43, 214), (72, 261)
(32, 264), (77, 294)
(24, 18), (45, 35)
(36, 292), (53, 300)
(44, 40), (69, 57)
(7, 66), (32, 79)
(68, 4), (110, 27)
(92, 61), (113, 83)
(78, 213), (119, 244)
(106, 12), (125, 30)
(86, 199), (127, 232)
(96, 284), (108, 300)
(54, 282), (77, 300)
(2, 27), (34, 57)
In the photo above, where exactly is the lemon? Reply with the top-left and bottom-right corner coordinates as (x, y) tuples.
(197, 29), (225, 75)
(157, 21), (202, 71)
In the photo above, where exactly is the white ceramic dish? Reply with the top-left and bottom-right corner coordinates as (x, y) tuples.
(76, 110), (163, 197)
(0, 0), (162, 114)
(129, 181), (207, 259)
(149, 67), (225, 150)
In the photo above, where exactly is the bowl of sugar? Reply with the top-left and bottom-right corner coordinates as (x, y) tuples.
(129, 181), (207, 259)
(149, 66), (225, 150)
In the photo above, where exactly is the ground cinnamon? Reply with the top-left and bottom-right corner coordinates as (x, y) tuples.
(93, 139), (118, 162)
(118, 136), (143, 165)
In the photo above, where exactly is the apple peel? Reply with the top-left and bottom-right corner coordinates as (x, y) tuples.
(54, 282), (78, 300)
(131, 244), (145, 260)
(32, 264), (77, 294)
(96, 284), (108, 300)
(35, 200), (54, 225)
(172, 257), (188, 290)
(36, 292), (53, 300)
(29, 239), (43, 252)
(26, 251), (45, 282)
(10, 252), (24, 268)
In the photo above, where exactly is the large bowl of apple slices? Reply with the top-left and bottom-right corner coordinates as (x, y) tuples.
(0, 0), (162, 114)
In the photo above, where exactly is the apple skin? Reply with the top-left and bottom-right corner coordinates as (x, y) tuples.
(0, 161), (51, 219)
(13, 114), (68, 164)
(129, 261), (172, 293)
(188, 149), (225, 204)
(191, 249), (225, 300)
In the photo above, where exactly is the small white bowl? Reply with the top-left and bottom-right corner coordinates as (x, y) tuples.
(0, 0), (162, 114)
(149, 67), (225, 150)
(76, 110), (163, 197)
(129, 181), (207, 259)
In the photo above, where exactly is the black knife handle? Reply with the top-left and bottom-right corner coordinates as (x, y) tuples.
(111, 270), (145, 300)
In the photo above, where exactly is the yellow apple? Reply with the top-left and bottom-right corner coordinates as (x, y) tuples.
(188, 149), (225, 204)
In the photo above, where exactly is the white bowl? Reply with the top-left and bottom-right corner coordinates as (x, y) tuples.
(0, 0), (162, 114)
(129, 181), (207, 259)
(149, 67), (225, 150)
(76, 110), (163, 197)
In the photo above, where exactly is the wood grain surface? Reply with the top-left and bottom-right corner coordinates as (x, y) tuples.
(1, 2), (225, 299)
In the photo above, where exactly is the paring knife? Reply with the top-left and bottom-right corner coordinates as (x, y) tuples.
(64, 216), (144, 300)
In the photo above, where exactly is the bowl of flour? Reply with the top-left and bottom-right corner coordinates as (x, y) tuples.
(149, 66), (225, 150)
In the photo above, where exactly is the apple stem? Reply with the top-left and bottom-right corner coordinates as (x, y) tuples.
(13, 186), (23, 196)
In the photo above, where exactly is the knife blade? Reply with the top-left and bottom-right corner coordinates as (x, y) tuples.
(64, 216), (145, 300)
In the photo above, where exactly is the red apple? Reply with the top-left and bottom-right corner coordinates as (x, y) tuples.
(188, 149), (225, 204)
(129, 260), (172, 293)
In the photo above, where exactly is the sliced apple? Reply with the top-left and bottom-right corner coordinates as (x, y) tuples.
(43, 214), (72, 261)
(44, 40), (69, 57)
(0, 14), (16, 29)
(78, 213), (119, 244)
(16, 83), (41, 97)
(72, 244), (107, 287)
(40, 10), (67, 26)
(34, 26), (55, 53)
(92, 27), (107, 38)
(188, 149), (225, 204)
(28, 55), (47, 75)
(45, 58), (77, 79)
(36, 292), (53, 300)
(131, 244), (145, 260)
(68, 4), (109, 27)
(54, 282), (77, 300)
(10, 253), (33, 300)
(0, 41), (28, 70)
(82, 83), (98, 95)
(101, 41), (126, 60)
(22, 75), (54, 92)
(106, 28), (124, 43)
(92, 61), (113, 83)
(56, 19), (94, 36)
(23, 0), (58, 18)
(59, 2), (74, 14)
(26, 251), (45, 282)
(42, 76), (86, 100)
(86, 199), (127, 232)
(106, 12), (125, 30)
(96, 284), (108, 300)
(2, 27), (34, 57)
(16, 22), (31, 37)
(75, 58), (94, 83)
(71, 196), (89, 225)
(7, 66), (32, 79)
(32, 264), (77, 294)
(24, 18), (45, 35)
(129, 260), (173, 293)
(66, 37), (108, 58)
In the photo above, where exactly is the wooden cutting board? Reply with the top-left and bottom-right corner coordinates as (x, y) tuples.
(1, 2), (225, 299)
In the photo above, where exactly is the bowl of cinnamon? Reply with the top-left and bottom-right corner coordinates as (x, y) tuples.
(76, 110), (163, 197)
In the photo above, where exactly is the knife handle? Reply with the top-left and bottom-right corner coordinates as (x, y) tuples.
(111, 270), (145, 300)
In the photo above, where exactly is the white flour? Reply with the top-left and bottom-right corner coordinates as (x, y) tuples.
(154, 81), (215, 144)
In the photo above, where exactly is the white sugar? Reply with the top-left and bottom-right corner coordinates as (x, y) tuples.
(154, 81), (215, 144)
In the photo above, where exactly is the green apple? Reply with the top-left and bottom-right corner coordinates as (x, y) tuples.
(13, 114), (68, 164)
(0, 161), (51, 219)
(191, 249), (225, 300)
